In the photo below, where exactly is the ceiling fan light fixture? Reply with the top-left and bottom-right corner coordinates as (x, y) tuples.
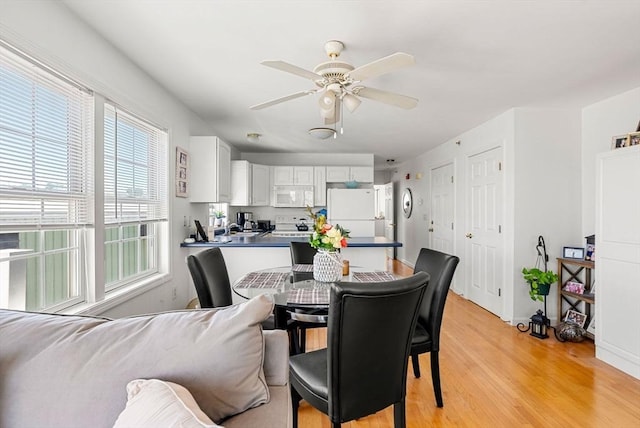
(246, 133), (261, 143)
(308, 127), (336, 140)
(343, 93), (361, 113)
(319, 90), (336, 108)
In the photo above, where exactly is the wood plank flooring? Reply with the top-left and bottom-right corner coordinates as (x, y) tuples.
(297, 260), (640, 427)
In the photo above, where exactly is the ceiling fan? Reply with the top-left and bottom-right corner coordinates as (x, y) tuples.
(250, 40), (418, 125)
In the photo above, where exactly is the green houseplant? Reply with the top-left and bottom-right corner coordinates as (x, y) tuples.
(522, 267), (558, 302)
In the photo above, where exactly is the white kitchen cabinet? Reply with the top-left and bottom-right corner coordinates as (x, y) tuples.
(595, 145), (640, 379)
(251, 163), (270, 206)
(326, 166), (350, 182)
(325, 166), (374, 183)
(314, 166), (326, 206)
(273, 166), (314, 185)
(230, 160), (251, 206)
(231, 161), (271, 206)
(350, 166), (374, 183)
(272, 166), (294, 185)
(189, 136), (231, 202)
(293, 166), (314, 185)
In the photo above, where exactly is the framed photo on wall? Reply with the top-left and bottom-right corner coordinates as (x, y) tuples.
(176, 146), (189, 198)
(629, 132), (640, 146)
(611, 134), (629, 149)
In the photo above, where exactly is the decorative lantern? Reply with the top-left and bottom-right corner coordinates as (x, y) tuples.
(530, 309), (549, 339)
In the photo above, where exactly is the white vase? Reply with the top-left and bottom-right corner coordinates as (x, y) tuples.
(313, 249), (343, 282)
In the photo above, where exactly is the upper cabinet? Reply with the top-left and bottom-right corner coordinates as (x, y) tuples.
(314, 166), (326, 206)
(326, 166), (373, 183)
(189, 136), (231, 203)
(251, 163), (270, 206)
(273, 166), (314, 185)
(230, 160), (270, 206)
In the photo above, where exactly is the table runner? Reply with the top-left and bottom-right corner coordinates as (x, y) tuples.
(235, 272), (289, 289)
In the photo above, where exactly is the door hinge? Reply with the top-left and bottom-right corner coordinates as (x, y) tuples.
(451, 223), (454, 230)
(451, 175), (454, 183)
(498, 288), (501, 297)
(498, 225), (502, 233)
(498, 161), (502, 171)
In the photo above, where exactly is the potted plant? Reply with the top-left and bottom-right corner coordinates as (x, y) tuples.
(213, 210), (225, 227)
(522, 267), (558, 301)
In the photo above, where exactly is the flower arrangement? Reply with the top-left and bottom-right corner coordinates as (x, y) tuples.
(306, 206), (350, 251)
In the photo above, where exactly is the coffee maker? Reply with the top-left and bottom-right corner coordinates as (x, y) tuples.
(236, 212), (253, 230)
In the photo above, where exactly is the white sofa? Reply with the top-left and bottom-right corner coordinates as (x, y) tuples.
(0, 295), (291, 428)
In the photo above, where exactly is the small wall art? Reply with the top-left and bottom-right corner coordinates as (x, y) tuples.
(176, 146), (189, 198)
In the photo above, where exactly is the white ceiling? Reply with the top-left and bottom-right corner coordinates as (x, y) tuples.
(62, 0), (640, 167)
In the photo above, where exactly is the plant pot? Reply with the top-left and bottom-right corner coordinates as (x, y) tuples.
(536, 283), (551, 296)
(313, 250), (343, 282)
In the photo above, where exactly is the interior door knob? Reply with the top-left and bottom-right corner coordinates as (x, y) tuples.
(465, 233), (473, 238)
(428, 228), (434, 232)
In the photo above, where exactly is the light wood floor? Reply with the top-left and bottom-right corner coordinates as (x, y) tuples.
(297, 260), (640, 427)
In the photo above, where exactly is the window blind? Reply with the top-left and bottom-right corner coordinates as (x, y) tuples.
(104, 104), (168, 224)
(0, 43), (94, 228)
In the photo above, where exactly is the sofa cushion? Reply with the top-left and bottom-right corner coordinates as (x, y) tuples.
(0, 294), (274, 427)
(113, 379), (222, 428)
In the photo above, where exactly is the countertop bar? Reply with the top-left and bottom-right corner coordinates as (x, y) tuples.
(180, 234), (402, 248)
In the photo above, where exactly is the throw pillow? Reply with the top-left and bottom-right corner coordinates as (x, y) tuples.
(113, 379), (223, 428)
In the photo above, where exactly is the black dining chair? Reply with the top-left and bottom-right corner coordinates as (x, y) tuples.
(289, 272), (430, 428)
(410, 247), (460, 408)
(288, 242), (328, 354)
(187, 247), (278, 331)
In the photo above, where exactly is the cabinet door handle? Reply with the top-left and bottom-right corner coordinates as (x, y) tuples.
(465, 233), (473, 238)
(428, 228), (434, 232)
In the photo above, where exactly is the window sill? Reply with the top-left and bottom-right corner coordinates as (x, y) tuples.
(63, 273), (171, 317)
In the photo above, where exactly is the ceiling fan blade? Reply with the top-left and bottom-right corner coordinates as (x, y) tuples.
(354, 87), (418, 110)
(250, 90), (316, 110)
(347, 52), (415, 82)
(261, 60), (323, 82)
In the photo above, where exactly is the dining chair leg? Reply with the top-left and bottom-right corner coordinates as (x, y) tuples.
(431, 351), (443, 407)
(299, 326), (306, 353)
(291, 386), (301, 428)
(331, 422), (341, 428)
(393, 399), (406, 428)
(411, 353), (421, 378)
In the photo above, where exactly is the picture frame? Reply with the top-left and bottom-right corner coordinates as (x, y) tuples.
(611, 134), (629, 149)
(564, 309), (587, 328)
(586, 317), (596, 335)
(585, 243), (595, 261)
(563, 246), (585, 259)
(628, 132), (640, 146)
(176, 146), (189, 198)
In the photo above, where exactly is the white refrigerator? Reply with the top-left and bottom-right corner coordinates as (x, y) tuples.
(327, 188), (376, 237)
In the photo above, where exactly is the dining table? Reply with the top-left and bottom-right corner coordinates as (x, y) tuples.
(232, 264), (397, 329)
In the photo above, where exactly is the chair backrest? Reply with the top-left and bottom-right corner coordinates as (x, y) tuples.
(413, 248), (460, 350)
(289, 241), (317, 264)
(327, 272), (429, 422)
(186, 248), (233, 308)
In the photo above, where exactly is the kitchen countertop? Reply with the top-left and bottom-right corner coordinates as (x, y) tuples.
(180, 233), (402, 248)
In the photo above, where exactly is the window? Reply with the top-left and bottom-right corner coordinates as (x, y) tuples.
(0, 40), (170, 312)
(0, 41), (93, 311)
(103, 105), (168, 291)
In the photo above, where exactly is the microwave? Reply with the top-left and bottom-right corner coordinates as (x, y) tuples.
(272, 185), (314, 207)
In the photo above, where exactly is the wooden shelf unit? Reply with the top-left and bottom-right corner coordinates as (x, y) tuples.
(556, 257), (595, 339)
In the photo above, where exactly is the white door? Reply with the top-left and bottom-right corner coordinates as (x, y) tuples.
(429, 163), (454, 254)
(465, 147), (504, 317)
(384, 183), (396, 259)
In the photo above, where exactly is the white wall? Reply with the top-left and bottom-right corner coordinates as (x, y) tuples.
(0, 2), (213, 317)
(389, 107), (582, 323)
(582, 87), (640, 237)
